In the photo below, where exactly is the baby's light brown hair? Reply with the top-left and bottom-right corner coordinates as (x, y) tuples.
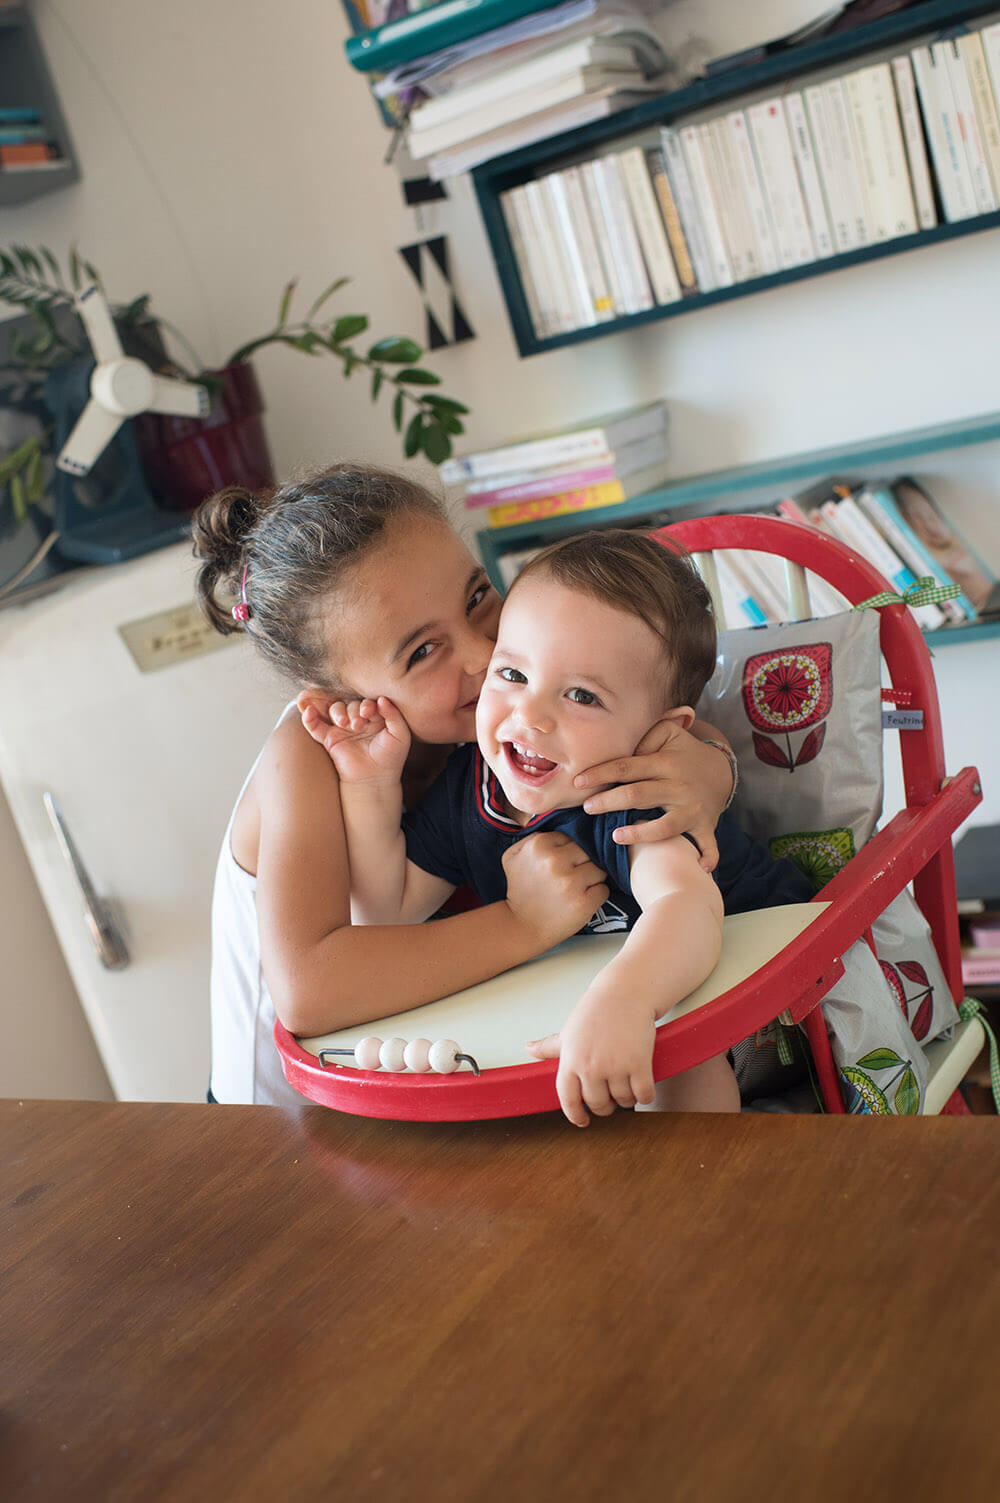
(510, 529), (717, 710)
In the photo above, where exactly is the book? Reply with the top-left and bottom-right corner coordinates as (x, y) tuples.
(0, 142), (60, 168)
(406, 62), (644, 156)
(820, 77), (871, 247)
(747, 99), (815, 268)
(706, 116), (759, 282)
(783, 91), (834, 259)
(844, 67), (889, 241)
(983, 23), (1000, 119)
(0, 125), (48, 144)
(500, 186), (551, 337)
(345, 0), (569, 73)
(847, 64), (918, 240)
(959, 31), (1000, 207)
(726, 110), (780, 275)
(822, 492), (945, 631)
(540, 171), (600, 329)
(427, 86), (656, 178)
(439, 398), (667, 482)
(891, 54), (938, 230)
(0, 107), (42, 124)
(892, 476), (998, 620)
(961, 949), (1000, 986)
(616, 146), (682, 305)
(578, 159), (629, 315)
(854, 485), (961, 624)
(804, 83), (857, 252)
(714, 550), (772, 626)
(559, 164), (617, 321)
(589, 153), (654, 314)
(938, 36), (997, 215)
(407, 34), (646, 130)
(660, 127), (716, 292)
(522, 179), (577, 333)
(488, 473), (664, 527)
(645, 148), (697, 293)
(679, 124), (733, 287)
(912, 43), (977, 222)
(463, 431), (670, 506)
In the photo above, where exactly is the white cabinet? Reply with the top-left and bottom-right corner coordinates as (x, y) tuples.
(0, 544), (288, 1101)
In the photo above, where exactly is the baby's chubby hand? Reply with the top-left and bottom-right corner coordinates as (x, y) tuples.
(298, 693), (411, 785)
(526, 998), (656, 1128)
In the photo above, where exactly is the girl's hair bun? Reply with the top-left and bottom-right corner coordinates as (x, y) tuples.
(191, 486), (260, 634)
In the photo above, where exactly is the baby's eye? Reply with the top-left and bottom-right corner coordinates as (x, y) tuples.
(498, 666), (527, 684)
(467, 580), (495, 615)
(406, 641), (436, 670)
(567, 687), (599, 706)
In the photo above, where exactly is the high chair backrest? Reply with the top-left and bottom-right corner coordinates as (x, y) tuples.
(655, 513), (961, 1002)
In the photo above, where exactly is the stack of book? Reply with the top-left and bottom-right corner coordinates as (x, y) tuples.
(441, 398), (669, 534)
(345, 0), (671, 179)
(502, 20), (1000, 336)
(0, 107), (65, 174)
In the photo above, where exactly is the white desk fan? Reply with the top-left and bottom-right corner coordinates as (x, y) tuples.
(56, 284), (209, 476)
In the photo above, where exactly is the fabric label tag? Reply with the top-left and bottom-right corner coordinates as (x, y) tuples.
(883, 709), (924, 730)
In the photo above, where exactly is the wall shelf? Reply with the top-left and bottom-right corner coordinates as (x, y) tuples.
(475, 408), (1000, 649)
(0, 4), (80, 207)
(471, 0), (1000, 358)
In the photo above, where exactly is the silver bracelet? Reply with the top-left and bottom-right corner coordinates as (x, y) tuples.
(703, 739), (739, 812)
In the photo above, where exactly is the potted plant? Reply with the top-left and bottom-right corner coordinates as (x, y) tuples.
(0, 245), (470, 520)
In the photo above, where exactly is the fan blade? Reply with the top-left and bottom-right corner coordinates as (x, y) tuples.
(56, 398), (125, 475)
(76, 284), (123, 364)
(147, 375), (210, 419)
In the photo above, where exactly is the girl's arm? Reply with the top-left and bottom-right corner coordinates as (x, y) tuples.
(573, 717), (736, 869)
(527, 837), (723, 1126)
(254, 716), (608, 1037)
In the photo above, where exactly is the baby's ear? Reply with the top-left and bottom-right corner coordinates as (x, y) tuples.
(662, 705), (697, 733)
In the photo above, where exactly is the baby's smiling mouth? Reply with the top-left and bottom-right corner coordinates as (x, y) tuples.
(504, 740), (559, 782)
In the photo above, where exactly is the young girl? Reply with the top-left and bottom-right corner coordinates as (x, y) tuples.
(192, 463), (737, 1105)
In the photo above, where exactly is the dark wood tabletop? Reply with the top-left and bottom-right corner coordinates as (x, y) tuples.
(3, 1100), (999, 1502)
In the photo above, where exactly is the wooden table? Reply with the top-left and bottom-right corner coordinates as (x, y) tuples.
(3, 1101), (999, 1502)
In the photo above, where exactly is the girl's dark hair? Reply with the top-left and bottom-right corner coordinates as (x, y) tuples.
(191, 463), (444, 688)
(512, 529), (717, 708)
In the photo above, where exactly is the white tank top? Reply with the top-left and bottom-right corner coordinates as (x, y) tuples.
(209, 704), (306, 1106)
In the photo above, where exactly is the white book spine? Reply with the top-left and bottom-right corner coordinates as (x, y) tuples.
(561, 165), (616, 322)
(714, 552), (770, 627)
(679, 123), (734, 286)
(821, 78), (871, 246)
(821, 497), (942, 630)
(697, 121), (742, 281)
(845, 68), (891, 240)
(804, 83), (857, 251)
(983, 24), (1000, 114)
(501, 187), (550, 339)
(591, 155), (654, 313)
(747, 99), (815, 267)
(960, 32), (1000, 206)
(727, 110), (780, 274)
(660, 126), (716, 291)
(891, 54), (938, 230)
(854, 489), (950, 625)
(522, 179), (577, 333)
(784, 90), (834, 257)
(707, 116), (759, 281)
(542, 172), (600, 329)
(616, 146), (682, 304)
(941, 36), (997, 212)
(928, 41), (978, 219)
(867, 63), (918, 237)
(578, 159), (629, 315)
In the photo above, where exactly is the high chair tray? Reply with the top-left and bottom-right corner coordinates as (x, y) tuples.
(275, 902), (830, 1121)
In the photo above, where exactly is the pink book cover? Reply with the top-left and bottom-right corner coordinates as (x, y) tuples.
(464, 462), (616, 508)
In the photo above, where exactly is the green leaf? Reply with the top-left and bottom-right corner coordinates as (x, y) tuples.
(0, 433), (43, 485)
(395, 367), (441, 386)
(343, 352), (356, 376)
(403, 412), (423, 459)
(15, 245), (42, 277)
(856, 1049), (904, 1072)
(331, 314), (368, 343)
(278, 278), (298, 327)
(25, 445), (46, 503)
(392, 390), (404, 432)
(288, 332), (323, 353)
(368, 336), (422, 365)
(434, 412), (464, 435)
(422, 395), (469, 415)
(41, 247), (63, 285)
(421, 421), (452, 465)
(69, 246), (83, 290)
(82, 259), (101, 287)
(117, 294), (151, 325)
(10, 471), (27, 523)
(894, 1067), (920, 1116)
(370, 369), (383, 402)
(306, 276), (349, 321)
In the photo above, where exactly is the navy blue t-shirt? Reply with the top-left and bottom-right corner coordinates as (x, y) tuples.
(402, 744), (813, 935)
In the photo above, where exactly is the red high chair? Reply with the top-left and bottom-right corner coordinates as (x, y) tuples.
(275, 513), (984, 1119)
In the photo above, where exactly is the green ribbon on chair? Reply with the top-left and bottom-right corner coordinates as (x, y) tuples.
(959, 998), (1000, 1113)
(852, 575), (961, 612)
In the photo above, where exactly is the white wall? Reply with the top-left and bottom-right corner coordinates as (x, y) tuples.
(1, 0), (997, 1091)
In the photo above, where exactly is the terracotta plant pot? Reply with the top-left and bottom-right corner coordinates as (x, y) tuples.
(134, 361), (275, 513)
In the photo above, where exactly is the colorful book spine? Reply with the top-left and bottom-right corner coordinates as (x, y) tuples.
(466, 462), (618, 508)
(487, 480), (627, 528)
(855, 486), (963, 624)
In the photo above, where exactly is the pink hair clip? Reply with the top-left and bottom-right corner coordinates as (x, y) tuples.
(232, 564), (250, 622)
